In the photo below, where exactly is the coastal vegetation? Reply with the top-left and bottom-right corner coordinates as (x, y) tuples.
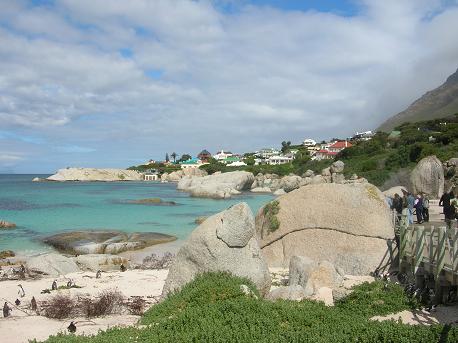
(42, 272), (458, 342)
(263, 200), (280, 232)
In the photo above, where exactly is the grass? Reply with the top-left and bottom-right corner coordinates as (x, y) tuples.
(40, 272), (458, 343)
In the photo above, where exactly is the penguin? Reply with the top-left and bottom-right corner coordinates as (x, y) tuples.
(15, 299), (20, 306)
(18, 284), (25, 298)
(120, 264), (126, 272)
(20, 264), (26, 274)
(67, 321), (76, 333)
(52, 280), (58, 291)
(3, 302), (11, 317)
(67, 279), (73, 288)
(96, 270), (102, 279)
(31, 297), (37, 312)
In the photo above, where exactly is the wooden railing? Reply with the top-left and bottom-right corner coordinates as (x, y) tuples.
(398, 209), (458, 284)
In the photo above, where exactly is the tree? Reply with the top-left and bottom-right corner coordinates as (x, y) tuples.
(178, 154), (192, 162)
(281, 141), (291, 153)
(171, 152), (177, 163)
(165, 153), (170, 162)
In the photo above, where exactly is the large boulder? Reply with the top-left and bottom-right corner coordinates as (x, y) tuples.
(46, 168), (143, 181)
(256, 183), (394, 275)
(177, 171), (255, 199)
(162, 203), (271, 297)
(266, 285), (309, 301)
(43, 230), (176, 255)
(410, 155), (444, 198)
(26, 253), (80, 277)
(279, 175), (302, 193)
(383, 186), (408, 198)
(330, 160), (345, 173)
(162, 168), (208, 182)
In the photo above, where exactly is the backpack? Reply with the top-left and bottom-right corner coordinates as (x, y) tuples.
(423, 198), (429, 209)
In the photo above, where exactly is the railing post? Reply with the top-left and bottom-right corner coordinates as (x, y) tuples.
(413, 226), (425, 274)
(435, 226), (446, 281)
(398, 210), (409, 271)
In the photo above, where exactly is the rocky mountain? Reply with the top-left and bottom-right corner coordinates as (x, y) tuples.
(378, 68), (458, 132)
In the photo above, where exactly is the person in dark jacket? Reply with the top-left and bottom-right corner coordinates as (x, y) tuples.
(414, 194), (424, 224)
(422, 194), (430, 222)
(440, 191), (454, 223)
(392, 193), (403, 215)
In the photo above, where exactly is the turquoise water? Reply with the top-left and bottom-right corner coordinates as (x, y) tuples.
(0, 175), (273, 254)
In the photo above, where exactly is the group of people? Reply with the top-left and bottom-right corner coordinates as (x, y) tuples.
(388, 191), (430, 225)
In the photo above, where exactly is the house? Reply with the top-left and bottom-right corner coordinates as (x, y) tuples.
(179, 158), (204, 169)
(255, 148), (280, 159)
(221, 156), (240, 165)
(197, 149), (212, 162)
(328, 140), (353, 153)
(303, 139), (316, 147)
(144, 173), (159, 181)
(314, 149), (338, 161)
(268, 155), (293, 165)
(213, 150), (233, 161)
(227, 161), (247, 167)
(352, 131), (374, 141)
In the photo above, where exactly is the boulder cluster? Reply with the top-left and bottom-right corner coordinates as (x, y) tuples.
(160, 168), (207, 182)
(251, 160), (365, 195)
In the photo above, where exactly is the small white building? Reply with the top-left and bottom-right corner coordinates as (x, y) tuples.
(180, 158), (205, 169)
(144, 173), (159, 181)
(303, 139), (316, 147)
(227, 161), (247, 167)
(268, 155), (293, 165)
(213, 150), (233, 161)
(255, 148), (281, 159)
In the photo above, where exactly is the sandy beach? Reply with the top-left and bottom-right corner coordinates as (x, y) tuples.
(0, 269), (168, 343)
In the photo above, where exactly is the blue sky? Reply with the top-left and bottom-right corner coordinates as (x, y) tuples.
(0, 0), (458, 173)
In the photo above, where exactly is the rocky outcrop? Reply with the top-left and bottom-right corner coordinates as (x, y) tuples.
(251, 187), (272, 193)
(46, 168), (143, 182)
(43, 230), (176, 255)
(410, 155), (444, 198)
(162, 203), (271, 297)
(73, 254), (129, 271)
(266, 285), (308, 301)
(161, 168), (207, 182)
(177, 171), (255, 199)
(383, 186), (408, 198)
(0, 220), (16, 229)
(0, 250), (15, 259)
(256, 183), (394, 275)
(26, 253), (80, 277)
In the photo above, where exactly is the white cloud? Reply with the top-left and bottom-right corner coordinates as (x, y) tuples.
(0, 0), (457, 172)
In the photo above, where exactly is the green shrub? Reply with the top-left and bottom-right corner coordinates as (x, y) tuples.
(263, 200), (280, 232)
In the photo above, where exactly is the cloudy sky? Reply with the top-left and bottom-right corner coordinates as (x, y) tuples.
(1, 0), (458, 173)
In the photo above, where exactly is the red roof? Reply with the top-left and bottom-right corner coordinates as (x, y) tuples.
(329, 141), (352, 149)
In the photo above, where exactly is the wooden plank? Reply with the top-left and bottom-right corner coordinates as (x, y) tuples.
(436, 227), (446, 280)
(414, 226), (425, 274)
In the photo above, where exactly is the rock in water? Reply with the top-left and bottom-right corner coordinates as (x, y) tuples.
(256, 183), (394, 275)
(162, 203), (271, 297)
(74, 254), (129, 272)
(46, 168), (143, 181)
(177, 171), (255, 199)
(0, 220), (16, 229)
(410, 155), (444, 198)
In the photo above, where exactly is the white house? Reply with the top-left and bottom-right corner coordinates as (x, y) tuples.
(303, 139), (316, 147)
(268, 155), (293, 165)
(255, 148), (281, 159)
(213, 150), (233, 161)
(227, 161), (247, 167)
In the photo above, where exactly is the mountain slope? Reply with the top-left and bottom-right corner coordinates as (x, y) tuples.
(378, 68), (458, 132)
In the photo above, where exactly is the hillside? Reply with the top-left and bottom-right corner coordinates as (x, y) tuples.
(378, 68), (458, 132)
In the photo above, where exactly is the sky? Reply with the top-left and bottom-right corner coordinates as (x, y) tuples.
(1, 0), (458, 173)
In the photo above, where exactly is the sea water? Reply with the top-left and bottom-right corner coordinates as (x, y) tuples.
(0, 174), (273, 254)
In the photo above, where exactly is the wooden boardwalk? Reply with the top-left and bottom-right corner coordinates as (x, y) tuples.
(398, 204), (458, 300)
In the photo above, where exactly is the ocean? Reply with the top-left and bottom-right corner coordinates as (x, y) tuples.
(0, 174), (273, 254)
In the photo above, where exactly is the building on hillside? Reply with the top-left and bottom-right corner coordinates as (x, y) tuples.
(255, 148), (280, 159)
(221, 156), (240, 165)
(352, 131), (374, 141)
(303, 139), (316, 147)
(213, 150), (233, 161)
(314, 150), (337, 161)
(227, 161), (247, 167)
(328, 140), (353, 153)
(144, 173), (159, 181)
(197, 149), (212, 162)
(146, 159), (156, 165)
(268, 155), (293, 165)
(179, 158), (205, 169)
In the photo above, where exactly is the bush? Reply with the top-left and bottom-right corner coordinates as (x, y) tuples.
(263, 200), (280, 232)
(43, 273), (458, 343)
(44, 294), (76, 319)
(81, 290), (124, 318)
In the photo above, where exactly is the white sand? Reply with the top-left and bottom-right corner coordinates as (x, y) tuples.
(372, 306), (458, 326)
(0, 269), (168, 343)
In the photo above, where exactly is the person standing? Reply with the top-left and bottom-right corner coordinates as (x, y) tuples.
(414, 194), (424, 224)
(407, 192), (415, 225)
(440, 191), (453, 224)
(422, 194), (430, 222)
